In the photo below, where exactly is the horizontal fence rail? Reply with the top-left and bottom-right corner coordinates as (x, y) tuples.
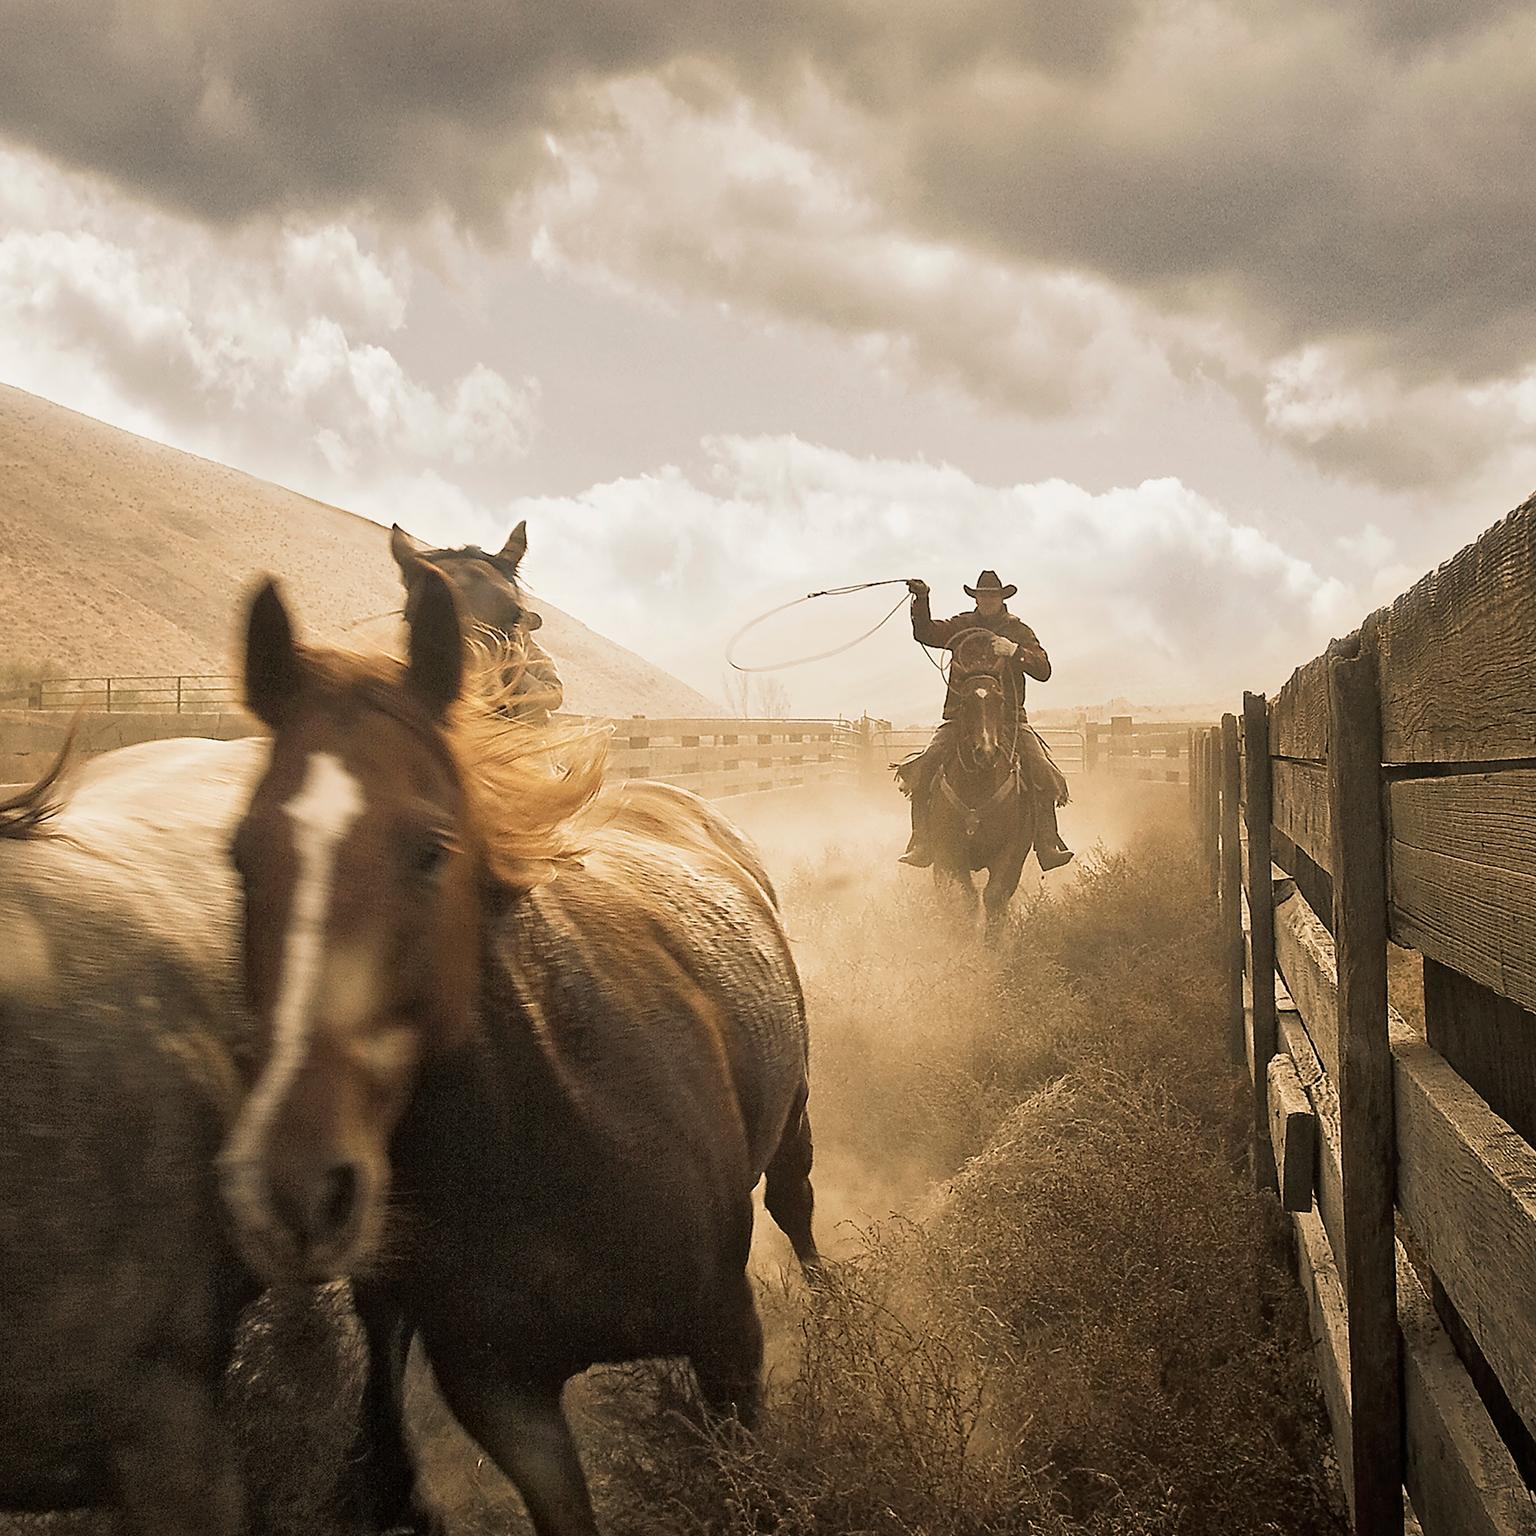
(0, 674), (242, 713)
(2, 667), (1208, 798)
(1196, 490), (1536, 1536)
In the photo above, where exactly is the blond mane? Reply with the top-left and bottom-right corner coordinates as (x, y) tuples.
(451, 635), (608, 890)
(297, 636), (609, 894)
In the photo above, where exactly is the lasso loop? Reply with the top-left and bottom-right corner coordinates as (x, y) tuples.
(725, 578), (949, 675)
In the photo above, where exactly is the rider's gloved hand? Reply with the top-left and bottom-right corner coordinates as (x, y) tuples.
(906, 578), (929, 597)
(991, 636), (1019, 657)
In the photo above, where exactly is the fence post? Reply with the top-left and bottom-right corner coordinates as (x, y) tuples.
(1220, 714), (1244, 1065)
(1204, 728), (1221, 893)
(27, 680), (42, 709)
(1110, 714), (1131, 776)
(1186, 727), (1197, 816)
(1242, 692), (1277, 1189)
(105, 677), (113, 714)
(1328, 638), (1402, 1535)
(176, 676), (184, 715)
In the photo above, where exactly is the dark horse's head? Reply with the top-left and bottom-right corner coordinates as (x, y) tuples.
(950, 628), (1013, 770)
(390, 520), (542, 644)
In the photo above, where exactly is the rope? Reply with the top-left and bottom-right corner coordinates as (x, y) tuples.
(725, 578), (950, 675)
(340, 605), (403, 634)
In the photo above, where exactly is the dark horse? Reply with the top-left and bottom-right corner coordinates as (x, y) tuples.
(390, 518), (564, 722)
(916, 628), (1036, 936)
(218, 563), (820, 1536)
(0, 733), (270, 1534)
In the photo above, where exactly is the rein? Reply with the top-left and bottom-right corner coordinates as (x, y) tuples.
(939, 661), (1025, 839)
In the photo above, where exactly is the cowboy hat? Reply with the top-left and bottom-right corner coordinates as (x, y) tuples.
(964, 569), (1017, 600)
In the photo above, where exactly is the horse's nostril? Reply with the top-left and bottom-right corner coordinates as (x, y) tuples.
(310, 1163), (361, 1247)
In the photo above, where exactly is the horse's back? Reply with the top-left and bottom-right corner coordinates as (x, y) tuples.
(597, 777), (780, 907)
(0, 736), (264, 1504)
(500, 797), (805, 1182)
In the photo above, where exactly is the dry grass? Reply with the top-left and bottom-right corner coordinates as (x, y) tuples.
(3, 783), (1345, 1535)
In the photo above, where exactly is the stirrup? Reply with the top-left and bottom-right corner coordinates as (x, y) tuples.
(1038, 845), (1074, 871)
(899, 845), (934, 868)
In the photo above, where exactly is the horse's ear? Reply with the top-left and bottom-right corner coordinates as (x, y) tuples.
(244, 579), (304, 729)
(390, 523), (427, 580)
(405, 561), (464, 718)
(496, 520), (528, 575)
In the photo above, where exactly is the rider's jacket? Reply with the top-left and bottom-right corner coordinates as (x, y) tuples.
(503, 632), (565, 724)
(910, 593), (1051, 720)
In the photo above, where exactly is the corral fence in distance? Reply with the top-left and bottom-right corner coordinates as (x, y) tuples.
(0, 676), (1205, 792)
(1193, 491), (1536, 1536)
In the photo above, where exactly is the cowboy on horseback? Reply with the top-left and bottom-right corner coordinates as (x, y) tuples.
(896, 569), (1074, 871)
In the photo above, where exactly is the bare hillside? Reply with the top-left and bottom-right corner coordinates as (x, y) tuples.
(0, 385), (720, 717)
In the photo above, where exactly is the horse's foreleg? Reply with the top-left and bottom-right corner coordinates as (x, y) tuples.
(428, 1354), (597, 1536)
(111, 1355), (242, 1536)
(348, 1281), (443, 1535)
(932, 862), (979, 914)
(763, 1087), (821, 1277)
(982, 858), (1026, 943)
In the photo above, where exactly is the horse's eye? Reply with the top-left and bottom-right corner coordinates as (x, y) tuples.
(412, 831), (454, 881)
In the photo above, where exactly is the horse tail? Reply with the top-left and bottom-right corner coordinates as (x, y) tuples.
(0, 719), (77, 841)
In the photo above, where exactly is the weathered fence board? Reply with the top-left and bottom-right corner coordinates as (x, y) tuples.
(1296, 1209), (1355, 1515)
(1267, 1053), (1316, 1211)
(1377, 497), (1536, 765)
(1398, 1244), (1536, 1536)
(1273, 757), (1333, 876)
(1388, 770), (1536, 1016)
(1281, 1006), (1347, 1264)
(1270, 651), (1333, 762)
(1275, 890), (1341, 1080)
(1393, 1026), (1536, 1446)
(1422, 959), (1536, 1149)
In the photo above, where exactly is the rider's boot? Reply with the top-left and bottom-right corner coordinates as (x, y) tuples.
(899, 790), (933, 868)
(1036, 796), (1074, 871)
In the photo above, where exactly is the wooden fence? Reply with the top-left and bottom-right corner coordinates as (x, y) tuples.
(599, 715), (872, 799)
(1085, 715), (1209, 781)
(1, 674), (243, 713)
(1193, 493), (1536, 1535)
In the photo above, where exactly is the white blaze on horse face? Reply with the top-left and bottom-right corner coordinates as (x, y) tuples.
(224, 752), (365, 1210)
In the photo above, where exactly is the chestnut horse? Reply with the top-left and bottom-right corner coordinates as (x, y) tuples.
(218, 564), (819, 1536)
(928, 628), (1035, 936)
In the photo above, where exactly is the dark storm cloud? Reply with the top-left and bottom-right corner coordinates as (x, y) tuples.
(4, 0), (1535, 382)
(0, 0), (857, 224)
(892, 5), (1536, 380)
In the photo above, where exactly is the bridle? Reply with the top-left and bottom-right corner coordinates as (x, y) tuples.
(935, 662), (1023, 838)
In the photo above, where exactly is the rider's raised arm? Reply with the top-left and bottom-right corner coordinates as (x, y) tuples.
(910, 587), (959, 648)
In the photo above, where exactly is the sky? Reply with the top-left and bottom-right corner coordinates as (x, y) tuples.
(2, 1), (1533, 722)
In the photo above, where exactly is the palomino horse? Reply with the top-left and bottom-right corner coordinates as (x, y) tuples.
(926, 628), (1036, 936)
(218, 564), (820, 1536)
(390, 518), (563, 722)
(0, 733), (270, 1534)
